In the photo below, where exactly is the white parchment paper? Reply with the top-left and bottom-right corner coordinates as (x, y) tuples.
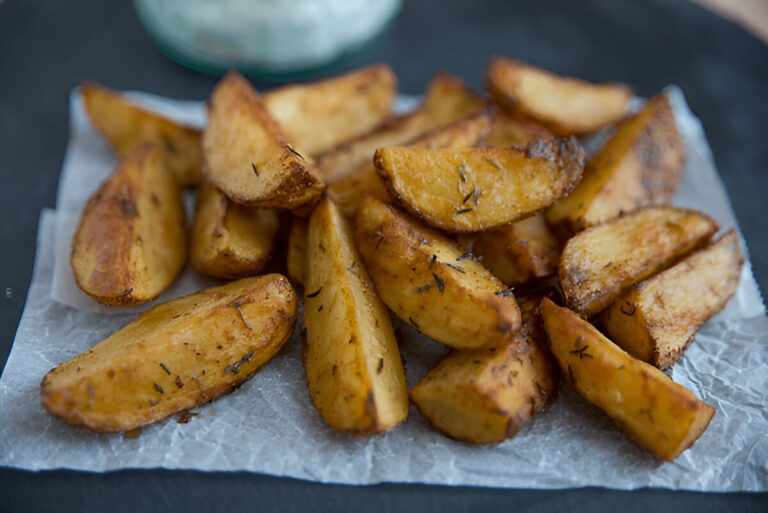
(0, 87), (766, 490)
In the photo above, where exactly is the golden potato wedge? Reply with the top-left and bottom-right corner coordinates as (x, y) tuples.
(540, 298), (715, 461)
(329, 109), (494, 217)
(81, 82), (203, 187)
(559, 206), (718, 317)
(71, 145), (186, 306)
(41, 274), (298, 432)
(286, 216), (308, 286)
(190, 182), (280, 280)
(202, 70), (325, 210)
(263, 64), (396, 156)
(316, 109), (433, 185)
(473, 213), (561, 286)
(599, 229), (743, 369)
(424, 72), (487, 127)
(486, 57), (632, 136)
(486, 112), (553, 147)
(411, 295), (558, 443)
(355, 197), (521, 351)
(546, 95), (685, 234)
(302, 197), (408, 435)
(375, 137), (585, 233)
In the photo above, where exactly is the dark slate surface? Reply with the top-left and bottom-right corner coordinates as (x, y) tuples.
(0, 0), (766, 511)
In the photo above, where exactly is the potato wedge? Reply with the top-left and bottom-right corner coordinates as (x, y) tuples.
(375, 137), (585, 233)
(473, 213), (561, 286)
(411, 295), (558, 443)
(263, 64), (396, 155)
(41, 274), (298, 432)
(487, 57), (632, 136)
(71, 145), (186, 306)
(355, 197), (521, 351)
(424, 72), (487, 127)
(190, 182), (280, 280)
(599, 229), (743, 369)
(486, 112), (553, 147)
(546, 95), (685, 234)
(203, 70), (325, 210)
(540, 298), (715, 461)
(559, 206), (718, 317)
(286, 216), (308, 286)
(302, 197), (408, 435)
(81, 82), (203, 187)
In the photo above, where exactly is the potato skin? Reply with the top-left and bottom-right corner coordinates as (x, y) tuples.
(540, 298), (715, 461)
(190, 182), (280, 280)
(355, 197), (521, 351)
(81, 82), (203, 187)
(302, 197), (408, 435)
(599, 229), (743, 369)
(71, 145), (186, 306)
(41, 274), (298, 432)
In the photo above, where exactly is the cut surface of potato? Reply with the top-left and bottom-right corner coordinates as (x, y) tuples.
(41, 275), (298, 432)
(487, 57), (632, 136)
(546, 95), (684, 234)
(559, 206), (718, 317)
(302, 197), (408, 435)
(81, 82), (203, 187)
(540, 298), (715, 461)
(71, 145), (186, 306)
(424, 72), (487, 127)
(473, 212), (561, 286)
(286, 216), (308, 286)
(411, 295), (558, 443)
(486, 112), (553, 147)
(375, 138), (585, 232)
(263, 64), (396, 155)
(203, 70), (325, 210)
(599, 229), (743, 369)
(355, 197), (521, 351)
(190, 182), (280, 280)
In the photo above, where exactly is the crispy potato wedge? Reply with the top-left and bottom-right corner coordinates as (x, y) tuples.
(411, 295), (558, 443)
(190, 182), (280, 280)
(599, 229), (743, 369)
(486, 112), (553, 147)
(559, 206), (718, 317)
(41, 275), (298, 432)
(286, 216), (308, 286)
(546, 95), (685, 234)
(329, 110), (493, 217)
(202, 70), (325, 210)
(263, 64), (396, 156)
(316, 109), (433, 185)
(487, 57), (632, 136)
(540, 298), (715, 461)
(81, 82), (203, 187)
(355, 197), (521, 351)
(302, 197), (408, 435)
(71, 145), (186, 306)
(375, 137), (585, 233)
(424, 72), (487, 126)
(473, 213), (561, 286)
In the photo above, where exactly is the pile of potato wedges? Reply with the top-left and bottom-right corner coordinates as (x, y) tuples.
(42, 58), (744, 463)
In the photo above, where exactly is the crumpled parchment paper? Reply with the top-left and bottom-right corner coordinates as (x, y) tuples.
(0, 87), (766, 491)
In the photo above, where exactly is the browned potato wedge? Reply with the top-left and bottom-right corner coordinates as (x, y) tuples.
(424, 73), (487, 126)
(81, 82), (203, 187)
(411, 295), (558, 443)
(302, 197), (408, 435)
(473, 213), (561, 286)
(375, 138), (585, 233)
(203, 70), (325, 210)
(546, 95), (685, 234)
(486, 112), (553, 147)
(541, 298), (715, 461)
(559, 207), (718, 317)
(263, 64), (396, 156)
(329, 110), (493, 217)
(71, 145), (186, 306)
(355, 197), (521, 351)
(41, 275), (298, 432)
(190, 182), (280, 280)
(316, 109), (433, 185)
(286, 216), (308, 286)
(599, 229), (743, 369)
(486, 57), (632, 136)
